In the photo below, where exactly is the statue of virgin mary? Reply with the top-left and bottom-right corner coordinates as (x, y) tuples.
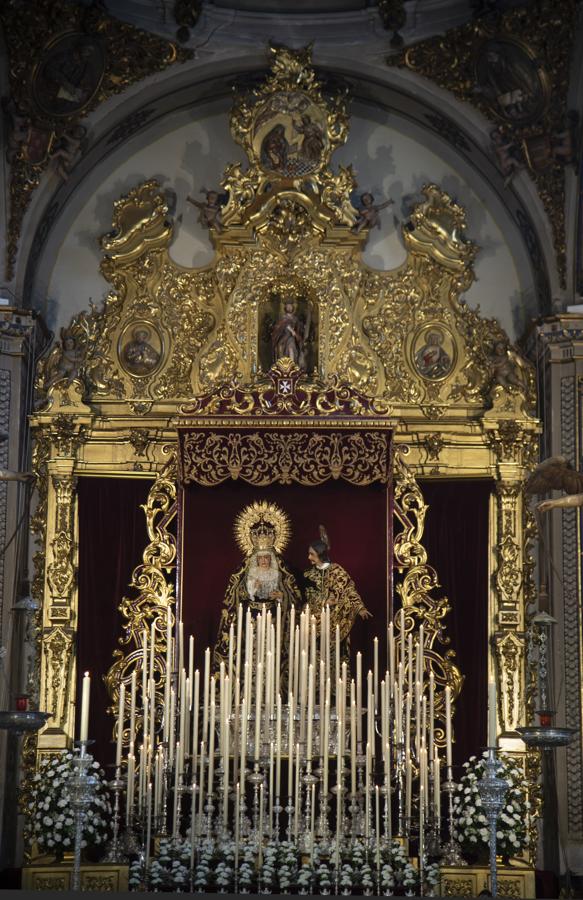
(214, 501), (301, 667)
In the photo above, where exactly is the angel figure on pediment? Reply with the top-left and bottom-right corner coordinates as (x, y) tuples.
(351, 192), (394, 234)
(187, 188), (227, 232)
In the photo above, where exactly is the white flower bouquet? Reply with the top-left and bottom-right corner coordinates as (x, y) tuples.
(452, 752), (531, 861)
(27, 750), (112, 858)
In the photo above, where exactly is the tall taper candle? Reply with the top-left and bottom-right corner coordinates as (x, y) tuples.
(445, 685), (452, 770)
(488, 679), (497, 747)
(80, 671), (90, 742)
(116, 681), (125, 767)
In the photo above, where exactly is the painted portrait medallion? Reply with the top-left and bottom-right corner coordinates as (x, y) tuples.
(32, 32), (106, 118)
(474, 37), (549, 126)
(252, 91), (328, 177)
(411, 324), (456, 381)
(118, 321), (163, 378)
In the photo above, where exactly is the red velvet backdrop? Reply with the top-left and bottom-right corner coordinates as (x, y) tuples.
(179, 479), (390, 676)
(418, 479), (491, 771)
(77, 477), (152, 767)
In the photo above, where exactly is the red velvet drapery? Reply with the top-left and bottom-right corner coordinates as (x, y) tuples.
(179, 478), (391, 676)
(77, 477), (152, 766)
(418, 479), (491, 770)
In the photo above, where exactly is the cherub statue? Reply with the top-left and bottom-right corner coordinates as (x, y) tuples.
(186, 189), (226, 232)
(41, 327), (85, 388)
(351, 192), (394, 234)
(488, 340), (525, 392)
(526, 457), (583, 514)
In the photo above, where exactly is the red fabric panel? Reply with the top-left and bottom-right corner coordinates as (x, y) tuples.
(179, 479), (390, 675)
(418, 479), (491, 770)
(77, 477), (152, 766)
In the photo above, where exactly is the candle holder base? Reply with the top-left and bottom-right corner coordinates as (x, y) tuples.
(440, 839), (467, 866)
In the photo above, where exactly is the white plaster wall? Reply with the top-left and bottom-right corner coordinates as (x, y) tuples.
(47, 105), (524, 339)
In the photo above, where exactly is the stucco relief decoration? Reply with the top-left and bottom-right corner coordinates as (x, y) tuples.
(0, 0), (191, 280)
(389, 0), (577, 285)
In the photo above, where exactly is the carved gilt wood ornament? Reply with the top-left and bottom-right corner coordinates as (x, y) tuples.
(31, 47), (539, 782)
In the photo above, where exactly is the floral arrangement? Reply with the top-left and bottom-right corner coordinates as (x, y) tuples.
(27, 750), (112, 858)
(133, 838), (191, 891)
(452, 752), (531, 860)
(128, 834), (441, 894)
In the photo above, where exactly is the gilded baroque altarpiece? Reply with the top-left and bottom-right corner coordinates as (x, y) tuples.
(29, 48), (539, 790)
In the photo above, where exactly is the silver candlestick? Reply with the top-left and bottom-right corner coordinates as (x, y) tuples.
(70, 741), (97, 891)
(440, 774), (466, 865)
(477, 748), (508, 898)
(102, 767), (126, 862)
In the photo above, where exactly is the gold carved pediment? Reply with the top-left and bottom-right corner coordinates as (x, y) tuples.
(36, 45), (535, 424)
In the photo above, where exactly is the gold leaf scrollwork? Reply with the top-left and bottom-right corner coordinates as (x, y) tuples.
(42, 626), (73, 729)
(46, 532), (75, 600)
(494, 630), (524, 732)
(393, 449), (463, 744)
(105, 456), (177, 739)
(179, 430), (391, 487)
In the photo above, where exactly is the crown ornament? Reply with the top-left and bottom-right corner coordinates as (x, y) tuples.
(234, 500), (291, 556)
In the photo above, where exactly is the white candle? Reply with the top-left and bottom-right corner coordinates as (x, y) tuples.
(356, 653), (363, 745)
(488, 679), (497, 747)
(164, 613), (172, 739)
(203, 648), (210, 744)
(429, 672), (435, 752)
(178, 619), (184, 684)
(388, 622), (395, 696)
(192, 669), (200, 777)
(80, 671), (91, 742)
(350, 691), (357, 796)
(130, 670), (137, 745)
(306, 663), (314, 759)
(255, 661), (263, 760)
(116, 682), (126, 767)
(323, 696), (330, 797)
(373, 637), (379, 712)
(188, 635), (194, 691)
(445, 685), (453, 770)
(275, 601), (282, 702)
(208, 686), (216, 797)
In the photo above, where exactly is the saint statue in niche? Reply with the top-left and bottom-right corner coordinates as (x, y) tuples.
(259, 295), (318, 374)
(214, 502), (301, 667)
(120, 324), (162, 377)
(304, 526), (371, 659)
